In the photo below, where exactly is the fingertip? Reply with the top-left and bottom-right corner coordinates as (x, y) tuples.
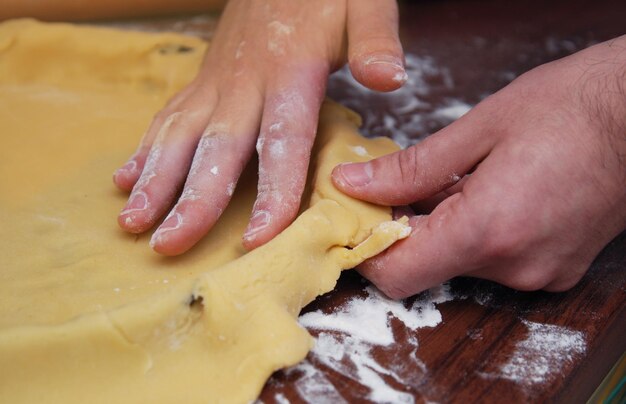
(356, 215), (429, 299)
(331, 162), (373, 191)
(346, 0), (404, 92)
(349, 53), (407, 92)
(241, 234), (267, 251)
(150, 235), (188, 256)
(357, 251), (415, 300)
(241, 199), (301, 251)
(117, 213), (150, 234)
(113, 160), (140, 191)
(241, 210), (274, 251)
(148, 212), (190, 256)
(113, 175), (137, 193)
(330, 164), (347, 191)
(117, 191), (153, 234)
(241, 231), (271, 251)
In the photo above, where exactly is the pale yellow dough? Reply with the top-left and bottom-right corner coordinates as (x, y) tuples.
(0, 20), (407, 403)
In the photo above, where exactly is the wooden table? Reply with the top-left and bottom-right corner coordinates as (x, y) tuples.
(103, 0), (626, 402)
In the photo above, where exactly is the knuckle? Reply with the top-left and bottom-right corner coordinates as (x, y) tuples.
(371, 270), (413, 299)
(395, 147), (421, 187)
(544, 279), (577, 292)
(352, 36), (402, 60)
(155, 109), (202, 141)
(379, 284), (412, 300)
(153, 108), (171, 124)
(505, 264), (552, 291)
(480, 215), (532, 261)
(544, 261), (588, 292)
(201, 121), (229, 139)
(360, 258), (416, 300)
(482, 230), (519, 260)
(545, 276), (581, 292)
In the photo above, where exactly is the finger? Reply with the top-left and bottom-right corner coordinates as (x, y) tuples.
(112, 114), (166, 192)
(359, 191), (480, 299)
(150, 92), (262, 256)
(411, 174), (470, 214)
(242, 65), (328, 250)
(347, 0), (405, 92)
(118, 98), (215, 234)
(113, 85), (197, 192)
(332, 106), (495, 205)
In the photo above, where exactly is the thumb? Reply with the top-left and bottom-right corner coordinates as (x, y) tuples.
(332, 109), (496, 205)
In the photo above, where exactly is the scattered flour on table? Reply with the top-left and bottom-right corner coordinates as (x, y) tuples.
(273, 393), (291, 404)
(479, 319), (586, 387)
(279, 284), (453, 403)
(544, 36), (578, 55)
(328, 53), (474, 149)
(287, 361), (347, 404)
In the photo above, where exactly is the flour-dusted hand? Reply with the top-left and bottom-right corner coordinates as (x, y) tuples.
(113, 0), (406, 255)
(332, 36), (626, 298)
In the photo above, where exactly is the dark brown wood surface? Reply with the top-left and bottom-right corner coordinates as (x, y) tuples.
(99, 1), (626, 402)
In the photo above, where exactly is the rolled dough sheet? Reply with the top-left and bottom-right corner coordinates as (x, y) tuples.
(0, 20), (408, 403)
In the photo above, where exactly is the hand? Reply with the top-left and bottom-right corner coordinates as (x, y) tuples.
(113, 0), (406, 255)
(332, 36), (626, 298)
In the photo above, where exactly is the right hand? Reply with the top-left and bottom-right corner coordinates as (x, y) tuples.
(332, 36), (626, 298)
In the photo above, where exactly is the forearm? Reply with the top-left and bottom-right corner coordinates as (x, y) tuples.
(0, 0), (227, 22)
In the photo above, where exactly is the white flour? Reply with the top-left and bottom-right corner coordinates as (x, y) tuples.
(275, 284), (454, 403)
(328, 53), (474, 148)
(261, 284), (589, 403)
(479, 319), (586, 387)
(287, 361), (347, 404)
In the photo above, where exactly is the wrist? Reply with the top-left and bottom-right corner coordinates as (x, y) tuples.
(556, 36), (626, 233)
(574, 36), (626, 183)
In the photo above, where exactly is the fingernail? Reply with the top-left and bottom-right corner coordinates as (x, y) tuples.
(120, 191), (147, 214)
(364, 54), (404, 70)
(149, 232), (159, 249)
(159, 212), (182, 232)
(244, 210), (271, 240)
(392, 70), (408, 84)
(337, 162), (373, 188)
(113, 160), (137, 180)
(120, 160), (137, 173)
(150, 212), (182, 248)
(364, 55), (406, 81)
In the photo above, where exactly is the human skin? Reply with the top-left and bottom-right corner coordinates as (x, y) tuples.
(332, 35), (626, 298)
(112, 1), (626, 298)
(113, 0), (406, 255)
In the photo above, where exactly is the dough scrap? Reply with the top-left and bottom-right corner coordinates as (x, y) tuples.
(0, 20), (408, 403)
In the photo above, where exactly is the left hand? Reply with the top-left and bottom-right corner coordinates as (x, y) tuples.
(113, 0), (406, 255)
